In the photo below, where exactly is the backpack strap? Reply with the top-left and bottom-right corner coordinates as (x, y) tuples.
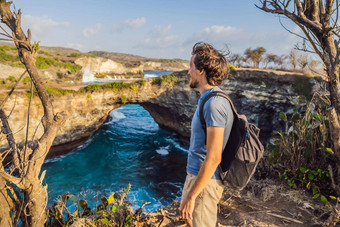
(199, 91), (239, 136)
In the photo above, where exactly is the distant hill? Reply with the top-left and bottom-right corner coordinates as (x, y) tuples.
(0, 43), (189, 83)
(88, 50), (189, 70)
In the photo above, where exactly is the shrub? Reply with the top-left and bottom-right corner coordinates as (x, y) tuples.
(64, 63), (82, 73)
(10, 62), (25, 68)
(84, 81), (144, 93)
(261, 87), (338, 205)
(45, 86), (75, 96)
(38, 50), (51, 56)
(6, 75), (16, 82)
(120, 95), (128, 104)
(152, 74), (178, 86)
(293, 76), (314, 100)
(69, 52), (81, 57)
(22, 76), (31, 84)
(227, 64), (236, 74)
(46, 184), (134, 226)
(35, 56), (58, 69)
(0, 51), (17, 62)
(135, 80), (146, 86)
(0, 45), (17, 52)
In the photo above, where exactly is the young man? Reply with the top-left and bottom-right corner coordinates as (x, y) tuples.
(179, 42), (234, 227)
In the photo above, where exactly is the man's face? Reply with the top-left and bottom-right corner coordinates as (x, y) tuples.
(188, 55), (202, 89)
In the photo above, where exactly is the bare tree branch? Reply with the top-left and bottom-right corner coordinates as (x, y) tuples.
(0, 70), (27, 110)
(0, 170), (21, 186)
(23, 81), (33, 168)
(0, 109), (20, 165)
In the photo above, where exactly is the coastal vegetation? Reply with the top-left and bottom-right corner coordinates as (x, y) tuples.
(47, 185), (135, 226)
(0, 0), (339, 226)
(0, 43), (83, 73)
(260, 87), (338, 204)
(151, 73), (178, 86)
(257, 0), (340, 202)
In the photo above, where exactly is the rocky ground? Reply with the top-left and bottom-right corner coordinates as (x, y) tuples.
(136, 179), (338, 227)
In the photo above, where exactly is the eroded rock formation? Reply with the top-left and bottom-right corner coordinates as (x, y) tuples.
(0, 68), (320, 157)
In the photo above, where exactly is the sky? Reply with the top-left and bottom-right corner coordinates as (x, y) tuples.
(5, 0), (303, 60)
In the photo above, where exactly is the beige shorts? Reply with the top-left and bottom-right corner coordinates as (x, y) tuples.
(181, 173), (224, 227)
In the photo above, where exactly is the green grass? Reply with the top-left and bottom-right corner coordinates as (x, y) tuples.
(35, 56), (82, 72)
(83, 80), (146, 93)
(45, 86), (78, 96)
(28, 80), (146, 98)
(152, 74), (178, 86)
(35, 56), (59, 69)
(0, 45), (23, 68)
(64, 63), (82, 72)
(38, 50), (51, 56)
(120, 95), (128, 104)
(0, 51), (18, 62)
(69, 52), (81, 57)
(22, 76), (31, 84)
(6, 76), (16, 82)
(0, 45), (17, 52)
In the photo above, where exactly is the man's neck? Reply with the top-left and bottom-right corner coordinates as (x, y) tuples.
(198, 84), (214, 95)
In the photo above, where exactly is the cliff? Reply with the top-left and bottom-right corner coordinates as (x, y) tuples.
(75, 56), (143, 75)
(0, 43), (188, 84)
(0, 68), (320, 157)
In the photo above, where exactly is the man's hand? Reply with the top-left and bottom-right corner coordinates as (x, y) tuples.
(179, 195), (195, 226)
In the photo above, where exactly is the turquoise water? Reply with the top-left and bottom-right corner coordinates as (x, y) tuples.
(143, 71), (173, 78)
(42, 105), (188, 212)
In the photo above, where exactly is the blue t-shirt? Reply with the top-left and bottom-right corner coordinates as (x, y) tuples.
(186, 86), (234, 179)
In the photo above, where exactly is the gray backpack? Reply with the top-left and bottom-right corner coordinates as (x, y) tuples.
(199, 91), (264, 190)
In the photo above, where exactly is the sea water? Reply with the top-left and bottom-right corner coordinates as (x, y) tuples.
(82, 70), (173, 83)
(42, 105), (188, 212)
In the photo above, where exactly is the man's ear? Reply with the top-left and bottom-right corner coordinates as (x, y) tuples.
(199, 69), (206, 77)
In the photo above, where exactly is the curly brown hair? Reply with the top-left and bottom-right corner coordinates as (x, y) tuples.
(192, 42), (229, 86)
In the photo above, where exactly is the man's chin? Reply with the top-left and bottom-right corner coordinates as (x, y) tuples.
(190, 81), (198, 89)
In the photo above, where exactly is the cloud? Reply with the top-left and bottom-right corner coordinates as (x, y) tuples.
(82, 24), (102, 38)
(186, 25), (245, 45)
(139, 24), (180, 49)
(185, 25), (300, 55)
(125, 17), (146, 29)
(21, 14), (69, 38)
(113, 17), (146, 32)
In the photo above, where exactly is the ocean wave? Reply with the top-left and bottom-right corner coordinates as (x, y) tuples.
(44, 154), (68, 164)
(156, 146), (170, 155)
(144, 73), (158, 78)
(165, 138), (188, 153)
(104, 110), (126, 125)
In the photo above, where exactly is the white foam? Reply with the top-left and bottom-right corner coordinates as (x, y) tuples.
(44, 154), (67, 163)
(165, 138), (188, 152)
(105, 110), (126, 124)
(82, 68), (96, 83)
(156, 146), (169, 155)
(144, 73), (158, 78)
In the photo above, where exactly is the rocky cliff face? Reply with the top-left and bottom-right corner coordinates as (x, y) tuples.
(141, 69), (319, 144)
(75, 56), (143, 75)
(0, 68), (319, 157)
(142, 61), (189, 71)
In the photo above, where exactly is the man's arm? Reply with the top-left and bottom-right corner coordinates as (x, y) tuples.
(179, 126), (224, 221)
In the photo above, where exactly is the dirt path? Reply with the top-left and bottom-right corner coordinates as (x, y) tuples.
(137, 179), (336, 227)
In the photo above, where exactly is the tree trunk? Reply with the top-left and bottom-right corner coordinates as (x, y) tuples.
(0, 1), (67, 225)
(24, 180), (48, 227)
(0, 188), (13, 227)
